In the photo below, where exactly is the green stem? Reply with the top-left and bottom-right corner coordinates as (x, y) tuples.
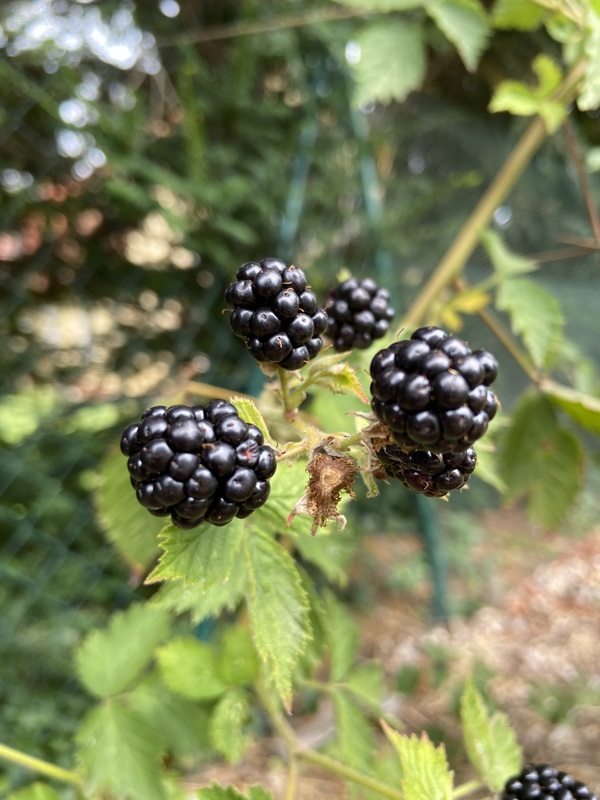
(0, 742), (84, 788)
(285, 758), (300, 800)
(400, 58), (587, 332)
(453, 779), (486, 799)
(297, 749), (404, 799)
(278, 367), (298, 416)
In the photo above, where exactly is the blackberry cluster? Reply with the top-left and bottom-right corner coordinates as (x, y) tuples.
(376, 444), (477, 498)
(225, 257), (329, 371)
(370, 326), (498, 454)
(502, 765), (597, 800)
(325, 277), (395, 352)
(120, 400), (277, 529)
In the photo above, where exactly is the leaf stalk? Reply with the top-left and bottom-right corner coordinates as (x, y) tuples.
(0, 742), (84, 788)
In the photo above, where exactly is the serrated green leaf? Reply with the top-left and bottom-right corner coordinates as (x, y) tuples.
(489, 55), (566, 132)
(426, 0), (490, 72)
(492, 0), (547, 30)
(76, 702), (166, 800)
(197, 785), (273, 800)
(498, 392), (583, 528)
(244, 529), (311, 709)
(496, 277), (563, 369)
(325, 594), (360, 682)
(7, 784), (61, 800)
(230, 396), (276, 448)
(76, 605), (170, 698)
(471, 441), (506, 493)
(312, 362), (369, 404)
(152, 568), (245, 623)
(97, 447), (163, 570)
(129, 674), (211, 761)
(332, 689), (375, 775)
(146, 522), (244, 585)
(217, 626), (260, 686)
(527, 427), (582, 528)
(350, 20), (426, 107)
(344, 662), (384, 707)
(460, 676), (522, 791)
(209, 689), (250, 764)
(383, 726), (453, 800)
(290, 528), (355, 586)
(542, 379), (600, 435)
(156, 637), (227, 701)
(578, 12), (600, 111)
(481, 229), (537, 277)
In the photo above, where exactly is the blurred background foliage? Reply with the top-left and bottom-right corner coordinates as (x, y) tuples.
(1, 0), (600, 790)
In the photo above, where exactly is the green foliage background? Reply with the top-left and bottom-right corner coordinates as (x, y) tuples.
(1, 0), (600, 796)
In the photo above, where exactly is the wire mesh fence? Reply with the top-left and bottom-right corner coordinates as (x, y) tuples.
(1, 1), (600, 793)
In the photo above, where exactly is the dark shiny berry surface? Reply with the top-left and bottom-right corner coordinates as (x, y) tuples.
(325, 277), (395, 352)
(121, 402), (277, 529)
(370, 326), (499, 453)
(501, 765), (597, 800)
(225, 257), (326, 370)
(375, 445), (477, 498)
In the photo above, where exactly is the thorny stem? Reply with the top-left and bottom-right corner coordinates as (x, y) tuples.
(400, 58), (588, 333)
(0, 742), (84, 788)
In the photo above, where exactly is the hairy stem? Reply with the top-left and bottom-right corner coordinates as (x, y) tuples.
(0, 742), (84, 788)
(278, 367), (298, 416)
(400, 58), (587, 332)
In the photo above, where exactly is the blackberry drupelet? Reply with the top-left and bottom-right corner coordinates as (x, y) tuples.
(325, 277), (395, 351)
(501, 765), (598, 800)
(120, 400), (277, 529)
(376, 444), (477, 497)
(225, 257), (328, 371)
(370, 326), (499, 452)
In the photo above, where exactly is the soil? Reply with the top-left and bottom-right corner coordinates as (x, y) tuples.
(186, 507), (600, 799)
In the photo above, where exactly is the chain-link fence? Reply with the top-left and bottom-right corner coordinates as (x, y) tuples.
(2, 1), (600, 793)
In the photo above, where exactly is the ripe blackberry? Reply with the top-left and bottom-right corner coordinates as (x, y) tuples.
(370, 326), (499, 452)
(501, 764), (597, 800)
(325, 277), (395, 351)
(225, 258), (328, 370)
(120, 400), (277, 529)
(376, 445), (477, 497)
